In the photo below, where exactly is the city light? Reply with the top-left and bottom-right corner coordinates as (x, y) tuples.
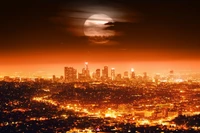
(1, 0), (200, 132)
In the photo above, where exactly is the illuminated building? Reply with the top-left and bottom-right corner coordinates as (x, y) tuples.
(96, 69), (101, 80)
(143, 72), (148, 81)
(85, 62), (88, 70)
(116, 74), (122, 81)
(111, 68), (115, 81)
(92, 72), (96, 79)
(60, 76), (64, 82)
(85, 62), (91, 79)
(81, 62), (91, 80)
(131, 68), (135, 79)
(85, 62), (90, 78)
(124, 71), (129, 79)
(52, 75), (56, 82)
(60, 76), (64, 80)
(4, 76), (12, 82)
(82, 68), (86, 76)
(78, 73), (85, 81)
(64, 67), (77, 82)
(154, 73), (160, 84)
(85, 62), (89, 76)
(102, 66), (108, 79)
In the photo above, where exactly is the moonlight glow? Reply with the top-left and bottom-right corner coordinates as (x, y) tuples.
(84, 14), (115, 43)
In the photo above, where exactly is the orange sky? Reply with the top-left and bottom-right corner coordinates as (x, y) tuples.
(0, 0), (200, 77)
(1, 50), (200, 77)
(1, 49), (200, 77)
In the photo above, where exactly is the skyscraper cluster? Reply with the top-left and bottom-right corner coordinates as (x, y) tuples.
(64, 62), (138, 82)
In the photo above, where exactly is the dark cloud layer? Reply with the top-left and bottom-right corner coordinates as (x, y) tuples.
(0, 0), (200, 61)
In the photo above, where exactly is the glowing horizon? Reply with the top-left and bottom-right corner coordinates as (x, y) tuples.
(1, 60), (200, 78)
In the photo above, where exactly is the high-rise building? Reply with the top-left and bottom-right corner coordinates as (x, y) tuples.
(143, 72), (148, 81)
(131, 68), (135, 79)
(78, 73), (85, 81)
(96, 69), (101, 79)
(154, 73), (160, 84)
(102, 66), (108, 79)
(111, 68), (115, 81)
(92, 72), (96, 79)
(124, 71), (129, 79)
(85, 62), (88, 74)
(116, 74), (122, 81)
(60, 76), (64, 80)
(85, 62), (88, 70)
(82, 68), (86, 76)
(52, 75), (56, 82)
(143, 72), (147, 78)
(85, 62), (90, 78)
(80, 62), (91, 81)
(59, 76), (64, 83)
(64, 67), (77, 82)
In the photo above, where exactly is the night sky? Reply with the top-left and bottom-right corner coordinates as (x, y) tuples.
(0, 0), (200, 75)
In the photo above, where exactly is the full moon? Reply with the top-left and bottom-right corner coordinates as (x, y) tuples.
(84, 14), (115, 44)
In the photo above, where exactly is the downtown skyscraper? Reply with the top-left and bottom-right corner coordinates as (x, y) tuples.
(102, 66), (109, 80)
(64, 67), (77, 82)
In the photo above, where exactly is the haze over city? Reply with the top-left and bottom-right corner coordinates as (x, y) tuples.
(0, 0), (200, 76)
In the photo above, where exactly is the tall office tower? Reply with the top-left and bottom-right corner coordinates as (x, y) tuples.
(143, 72), (148, 81)
(143, 72), (147, 78)
(85, 62), (88, 70)
(52, 75), (56, 82)
(111, 68), (115, 81)
(131, 68), (136, 79)
(116, 74), (122, 81)
(154, 73), (161, 84)
(96, 69), (101, 79)
(78, 73), (85, 81)
(64, 67), (77, 82)
(85, 62), (90, 77)
(102, 66), (109, 79)
(92, 72), (96, 79)
(82, 68), (86, 76)
(124, 71), (129, 79)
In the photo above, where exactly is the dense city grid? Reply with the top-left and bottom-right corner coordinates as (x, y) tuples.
(0, 63), (200, 132)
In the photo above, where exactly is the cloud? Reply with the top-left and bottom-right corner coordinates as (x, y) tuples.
(105, 22), (136, 34)
(51, 0), (137, 37)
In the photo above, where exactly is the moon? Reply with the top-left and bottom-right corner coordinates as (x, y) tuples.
(84, 14), (115, 44)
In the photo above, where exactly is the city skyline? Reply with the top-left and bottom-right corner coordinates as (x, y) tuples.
(0, 61), (199, 77)
(1, 61), (200, 78)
